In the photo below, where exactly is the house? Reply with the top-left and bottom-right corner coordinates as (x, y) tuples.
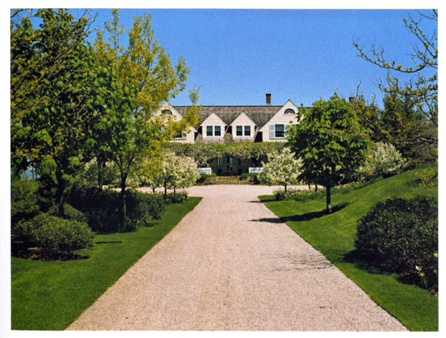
(157, 94), (302, 175)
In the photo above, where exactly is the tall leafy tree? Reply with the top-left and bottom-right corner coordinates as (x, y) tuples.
(288, 93), (372, 213)
(94, 9), (196, 220)
(11, 9), (108, 216)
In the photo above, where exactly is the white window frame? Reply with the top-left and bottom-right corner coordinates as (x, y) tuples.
(206, 125), (223, 137)
(235, 124), (252, 137)
(270, 124), (287, 139)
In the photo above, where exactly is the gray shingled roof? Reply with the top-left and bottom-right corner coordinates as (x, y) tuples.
(173, 106), (282, 129)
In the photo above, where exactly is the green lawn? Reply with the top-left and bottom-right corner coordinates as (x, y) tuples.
(259, 165), (438, 331)
(11, 196), (202, 331)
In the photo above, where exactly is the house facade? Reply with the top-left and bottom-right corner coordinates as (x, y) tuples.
(157, 94), (302, 175)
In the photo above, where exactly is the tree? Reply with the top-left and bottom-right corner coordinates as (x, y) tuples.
(288, 93), (372, 213)
(358, 142), (405, 179)
(93, 9), (197, 220)
(151, 152), (200, 196)
(11, 9), (109, 216)
(258, 147), (301, 192)
(354, 10), (437, 125)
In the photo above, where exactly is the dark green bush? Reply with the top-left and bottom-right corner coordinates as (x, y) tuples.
(125, 189), (166, 222)
(16, 213), (94, 254)
(48, 203), (89, 223)
(67, 186), (166, 233)
(240, 172), (260, 183)
(163, 191), (188, 205)
(11, 179), (41, 228)
(67, 186), (121, 233)
(355, 196), (438, 291)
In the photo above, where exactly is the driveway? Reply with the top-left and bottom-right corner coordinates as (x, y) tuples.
(67, 185), (407, 331)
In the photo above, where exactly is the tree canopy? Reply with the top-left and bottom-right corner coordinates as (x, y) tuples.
(288, 93), (372, 213)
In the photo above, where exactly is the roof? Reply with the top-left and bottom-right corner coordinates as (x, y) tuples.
(172, 105), (282, 129)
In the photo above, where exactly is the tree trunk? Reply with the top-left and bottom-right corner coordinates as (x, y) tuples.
(97, 156), (104, 189)
(284, 184), (288, 193)
(326, 186), (332, 214)
(55, 170), (66, 217)
(119, 172), (128, 222)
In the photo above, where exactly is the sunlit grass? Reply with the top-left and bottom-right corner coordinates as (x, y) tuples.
(11, 197), (202, 330)
(259, 164), (438, 331)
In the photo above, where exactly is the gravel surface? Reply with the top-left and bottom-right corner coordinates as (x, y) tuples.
(67, 185), (408, 331)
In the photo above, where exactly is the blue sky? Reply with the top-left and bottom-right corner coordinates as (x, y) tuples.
(84, 7), (437, 109)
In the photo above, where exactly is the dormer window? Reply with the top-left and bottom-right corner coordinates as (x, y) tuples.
(236, 125), (251, 137)
(284, 108), (296, 114)
(206, 125), (222, 137)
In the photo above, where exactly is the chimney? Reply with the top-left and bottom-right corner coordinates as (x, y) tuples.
(266, 93), (271, 105)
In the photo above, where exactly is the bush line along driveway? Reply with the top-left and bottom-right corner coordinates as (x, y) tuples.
(68, 185), (407, 331)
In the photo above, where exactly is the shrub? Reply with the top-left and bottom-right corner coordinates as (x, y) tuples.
(16, 213), (94, 254)
(163, 191), (188, 205)
(240, 172), (260, 183)
(67, 186), (121, 233)
(125, 189), (166, 223)
(11, 179), (41, 229)
(355, 196), (438, 291)
(273, 188), (325, 202)
(67, 186), (167, 233)
(48, 203), (89, 223)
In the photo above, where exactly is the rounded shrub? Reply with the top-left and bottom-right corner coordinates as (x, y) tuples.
(355, 196), (438, 290)
(16, 213), (94, 254)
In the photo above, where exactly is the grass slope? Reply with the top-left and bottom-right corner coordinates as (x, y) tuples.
(11, 197), (202, 330)
(259, 165), (438, 331)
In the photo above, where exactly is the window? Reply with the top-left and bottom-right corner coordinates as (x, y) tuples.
(270, 124), (286, 138)
(162, 109), (172, 115)
(284, 108), (296, 115)
(206, 125), (223, 137)
(173, 131), (186, 140)
(235, 125), (251, 137)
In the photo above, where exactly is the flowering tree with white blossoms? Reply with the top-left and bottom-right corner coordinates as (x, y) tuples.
(156, 152), (200, 196)
(360, 142), (405, 178)
(259, 147), (302, 192)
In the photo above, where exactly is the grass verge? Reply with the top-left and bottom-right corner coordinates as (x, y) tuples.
(259, 165), (438, 331)
(11, 196), (202, 330)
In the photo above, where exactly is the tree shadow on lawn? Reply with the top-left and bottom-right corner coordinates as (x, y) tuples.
(251, 202), (350, 224)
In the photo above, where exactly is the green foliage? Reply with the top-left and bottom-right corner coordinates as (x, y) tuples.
(260, 165), (438, 331)
(355, 196), (438, 292)
(16, 213), (94, 254)
(167, 142), (286, 167)
(11, 197), (202, 330)
(11, 179), (41, 227)
(163, 191), (189, 205)
(66, 186), (167, 233)
(274, 188), (325, 202)
(11, 9), (113, 215)
(288, 92), (372, 212)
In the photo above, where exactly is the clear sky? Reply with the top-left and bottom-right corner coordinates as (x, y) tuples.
(83, 5), (438, 109)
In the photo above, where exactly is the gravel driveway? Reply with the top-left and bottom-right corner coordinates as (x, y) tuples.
(67, 185), (408, 331)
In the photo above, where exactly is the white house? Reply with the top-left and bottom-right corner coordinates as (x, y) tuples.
(156, 94), (304, 174)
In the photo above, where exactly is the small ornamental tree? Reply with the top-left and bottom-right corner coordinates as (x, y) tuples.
(259, 147), (301, 192)
(288, 93), (372, 213)
(154, 152), (200, 196)
(362, 142), (405, 178)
